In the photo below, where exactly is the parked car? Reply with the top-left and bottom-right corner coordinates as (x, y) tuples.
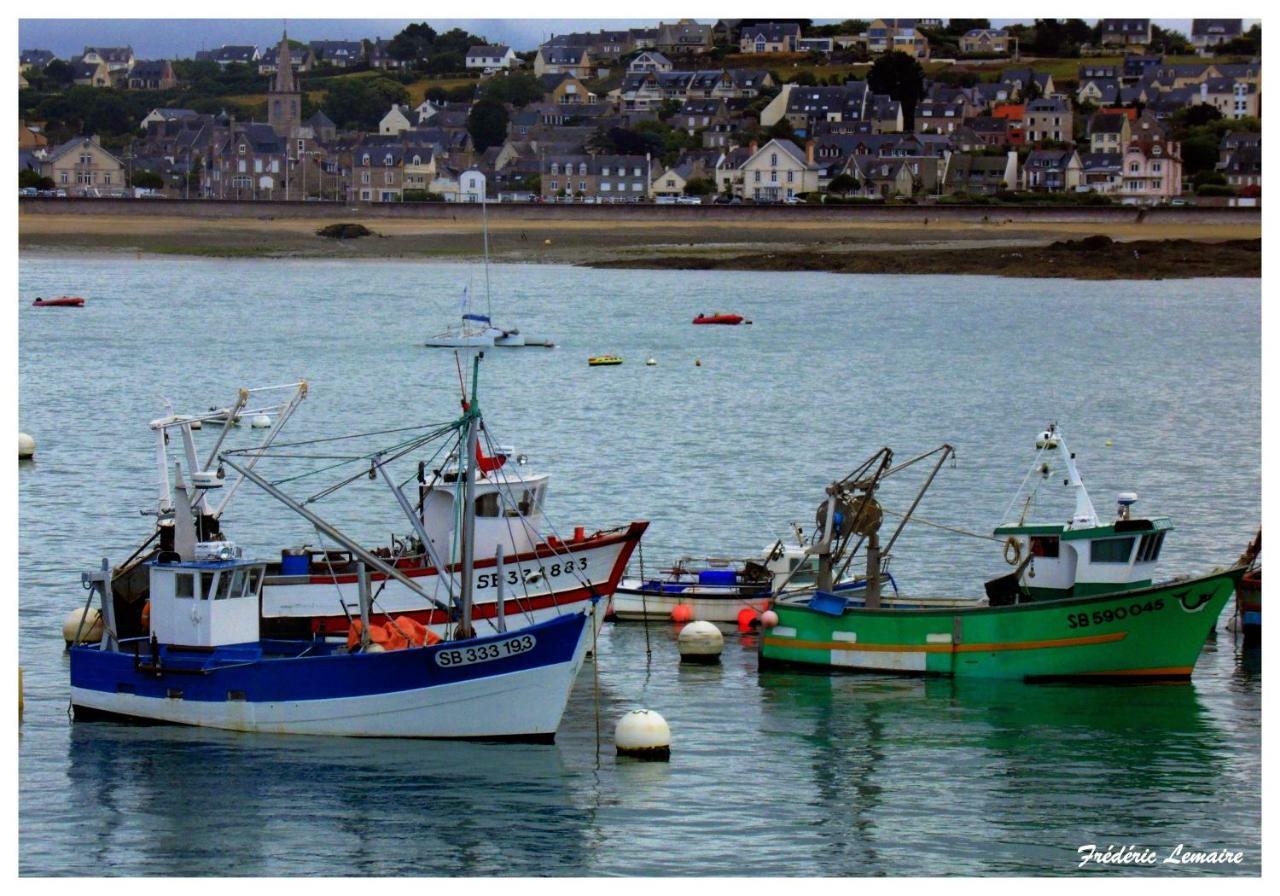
(782, 195), (806, 205)
(19, 187), (37, 197)
(654, 195), (678, 205)
(676, 196), (702, 205)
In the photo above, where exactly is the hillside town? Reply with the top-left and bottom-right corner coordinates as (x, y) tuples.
(17, 18), (1262, 206)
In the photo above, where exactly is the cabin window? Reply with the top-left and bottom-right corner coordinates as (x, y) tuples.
(1029, 536), (1060, 558)
(247, 568), (262, 595)
(1090, 537), (1135, 564)
(227, 568), (247, 599)
(175, 573), (194, 598)
(214, 571), (234, 600)
(476, 493), (501, 517)
(200, 572), (216, 600)
(516, 490), (534, 515)
(1136, 531), (1165, 563)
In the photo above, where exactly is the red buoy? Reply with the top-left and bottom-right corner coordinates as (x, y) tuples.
(737, 607), (761, 632)
(671, 604), (694, 623)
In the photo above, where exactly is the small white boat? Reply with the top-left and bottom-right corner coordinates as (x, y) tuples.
(424, 195), (549, 349)
(610, 542), (896, 623)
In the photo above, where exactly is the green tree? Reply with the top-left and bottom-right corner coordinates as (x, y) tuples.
(322, 77), (408, 130)
(867, 51), (925, 130)
(1181, 134), (1221, 176)
(479, 72), (543, 108)
(130, 170), (164, 189)
(19, 169), (54, 190)
(683, 176), (715, 196)
(827, 173), (858, 195)
(42, 59), (75, 88)
(467, 98), (509, 152)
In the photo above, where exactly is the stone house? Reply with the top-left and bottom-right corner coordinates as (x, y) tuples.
(960, 29), (1015, 56)
(628, 52), (672, 74)
(738, 23), (801, 54)
(1023, 98), (1072, 144)
(942, 152), (1018, 195)
(127, 60), (177, 90)
(1079, 152), (1123, 193)
(40, 135), (126, 196)
(1190, 20), (1243, 53)
(534, 46), (594, 78)
(1098, 19), (1152, 48)
(72, 60), (110, 87)
(738, 138), (821, 201)
(540, 154), (651, 201)
(1022, 149), (1082, 191)
(1087, 112), (1131, 154)
(1121, 137), (1182, 202)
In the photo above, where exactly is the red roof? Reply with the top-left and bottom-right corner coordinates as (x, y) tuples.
(992, 103), (1024, 121)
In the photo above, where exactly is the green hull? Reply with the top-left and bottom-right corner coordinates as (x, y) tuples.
(760, 567), (1242, 681)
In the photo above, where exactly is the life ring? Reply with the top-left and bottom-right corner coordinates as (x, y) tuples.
(1003, 536), (1022, 566)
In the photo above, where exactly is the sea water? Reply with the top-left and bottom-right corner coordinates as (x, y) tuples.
(17, 257), (1260, 875)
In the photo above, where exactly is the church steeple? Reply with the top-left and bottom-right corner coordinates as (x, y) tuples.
(268, 31), (300, 138)
(273, 32), (295, 94)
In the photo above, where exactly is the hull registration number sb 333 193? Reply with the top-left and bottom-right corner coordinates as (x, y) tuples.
(434, 634), (537, 668)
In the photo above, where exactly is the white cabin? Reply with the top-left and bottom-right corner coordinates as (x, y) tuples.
(421, 451), (550, 561)
(149, 553), (265, 648)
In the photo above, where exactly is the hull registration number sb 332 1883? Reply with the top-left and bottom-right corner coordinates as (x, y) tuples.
(435, 634), (538, 668)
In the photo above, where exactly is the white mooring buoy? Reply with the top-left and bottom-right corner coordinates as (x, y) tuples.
(646, 358), (657, 366)
(250, 414), (272, 429)
(615, 709), (671, 761)
(62, 607), (103, 647)
(18, 432), (35, 460)
(677, 620), (724, 664)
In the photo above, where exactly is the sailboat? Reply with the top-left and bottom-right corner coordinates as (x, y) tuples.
(68, 359), (597, 740)
(424, 197), (551, 348)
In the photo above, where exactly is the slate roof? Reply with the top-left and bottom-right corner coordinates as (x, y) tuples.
(1191, 19), (1242, 38)
(740, 22), (801, 42)
(20, 49), (55, 67)
(467, 45), (511, 59)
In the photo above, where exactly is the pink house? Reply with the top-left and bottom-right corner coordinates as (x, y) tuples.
(1121, 137), (1182, 203)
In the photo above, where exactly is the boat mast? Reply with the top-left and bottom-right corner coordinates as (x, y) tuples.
(481, 193), (493, 322)
(458, 352), (483, 639)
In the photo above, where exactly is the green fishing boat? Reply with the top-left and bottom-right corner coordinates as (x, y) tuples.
(759, 425), (1242, 681)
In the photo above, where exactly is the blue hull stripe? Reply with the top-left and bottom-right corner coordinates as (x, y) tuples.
(70, 612), (587, 704)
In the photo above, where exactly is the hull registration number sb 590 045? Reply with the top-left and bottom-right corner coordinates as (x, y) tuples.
(434, 634), (537, 668)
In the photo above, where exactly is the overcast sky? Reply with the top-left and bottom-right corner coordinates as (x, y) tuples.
(18, 18), (1235, 60)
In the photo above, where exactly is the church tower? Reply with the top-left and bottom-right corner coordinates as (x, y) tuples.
(268, 32), (301, 138)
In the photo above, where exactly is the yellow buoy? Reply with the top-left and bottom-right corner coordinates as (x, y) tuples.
(543, 239), (552, 246)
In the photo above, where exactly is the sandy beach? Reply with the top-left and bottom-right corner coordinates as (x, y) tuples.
(19, 208), (1261, 278)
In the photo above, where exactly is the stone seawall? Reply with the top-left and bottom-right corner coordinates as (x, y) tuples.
(19, 197), (1260, 227)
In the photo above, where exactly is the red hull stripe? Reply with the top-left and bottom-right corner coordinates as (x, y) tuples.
(303, 522), (647, 586)
(306, 521), (647, 634)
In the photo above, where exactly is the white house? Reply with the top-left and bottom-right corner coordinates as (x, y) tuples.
(459, 169), (487, 202)
(466, 45), (517, 73)
(379, 104), (414, 136)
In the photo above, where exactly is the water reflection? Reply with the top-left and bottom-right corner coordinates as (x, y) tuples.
(67, 724), (581, 876)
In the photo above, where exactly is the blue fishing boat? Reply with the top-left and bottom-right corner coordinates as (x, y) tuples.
(68, 355), (595, 740)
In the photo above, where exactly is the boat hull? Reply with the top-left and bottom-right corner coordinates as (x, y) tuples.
(760, 568), (1241, 681)
(610, 584), (771, 622)
(261, 523), (646, 639)
(609, 575), (897, 622)
(33, 297), (85, 307)
(70, 610), (593, 740)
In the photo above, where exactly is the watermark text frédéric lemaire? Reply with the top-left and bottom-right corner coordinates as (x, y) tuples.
(1077, 844), (1245, 869)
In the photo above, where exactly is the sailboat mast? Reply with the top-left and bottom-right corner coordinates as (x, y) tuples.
(481, 193), (493, 321)
(458, 353), (483, 639)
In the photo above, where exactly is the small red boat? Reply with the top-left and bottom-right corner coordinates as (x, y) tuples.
(693, 312), (748, 325)
(32, 296), (85, 308)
